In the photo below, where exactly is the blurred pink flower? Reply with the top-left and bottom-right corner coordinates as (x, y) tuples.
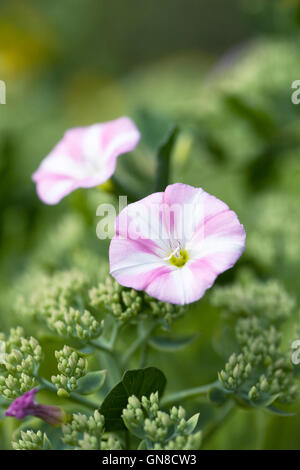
(109, 183), (246, 305)
(5, 388), (65, 426)
(32, 117), (140, 204)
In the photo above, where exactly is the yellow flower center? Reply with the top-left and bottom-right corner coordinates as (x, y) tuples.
(169, 248), (189, 268)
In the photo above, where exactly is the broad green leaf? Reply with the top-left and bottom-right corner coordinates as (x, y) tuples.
(100, 367), (166, 431)
(76, 370), (106, 395)
(149, 334), (199, 352)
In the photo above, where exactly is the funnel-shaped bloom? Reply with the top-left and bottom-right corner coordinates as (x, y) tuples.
(109, 183), (246, 305)
(32, 117), (140, 204)
(5, 388), (65, 426)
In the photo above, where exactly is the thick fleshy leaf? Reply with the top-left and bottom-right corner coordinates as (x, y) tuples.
(76, 370), (106, 395)
(184, 413), (200, 434)
(148, 334), (199, 352)
(100, 367), (166, 431)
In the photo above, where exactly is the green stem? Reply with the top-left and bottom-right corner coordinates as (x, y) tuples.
(89, 340), (121, 386)
(88, 339), (113, 354)
(202, 400), (235, 446)
(111, 175), (141, 203)
(39, 377), (98, 410)
(121, 321), (158, 367)
(155, 126), (179, 192)
(161, 380), (219, 408)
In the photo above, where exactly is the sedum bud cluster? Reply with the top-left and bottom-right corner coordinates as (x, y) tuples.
(90, 276), (186, 325)
(212, 277), (296, 323)
(51, 346), (88, 397)
(122, 392), (201, 450)
(213, 278), (298, 409)
(62, 410), (122, 450)
(89, 277), (143, 322)
(17, 270), (102, 342)
(0, 328), (43, 399)
(12, 430), (51, 450)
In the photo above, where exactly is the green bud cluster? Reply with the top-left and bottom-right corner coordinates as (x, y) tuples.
(17, 270), (89, 318)
(143, 294), (186, 327)
(122, 392), (201, 450)
(12, 430), (51, 450)
(89, 277), (143, 322)
(90, 276), (186, 325)
(51, 346), (88, 397)
(17, 270), (103, 342)
(48, 307), (103, 341)
(218, 316), (298, 407)
(62, 410), (122, 450)
(0, 327), (43, 399)
(212, 277), (295, 323)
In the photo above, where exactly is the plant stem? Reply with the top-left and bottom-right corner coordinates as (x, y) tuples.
(111, 175), (141, 203)
(39, 377), (98, 410)
(161, 380), (219, 407)
(89, 339), (113, 354)
(155, 126), (179, 192)
(121, 321), (158, 367)
(202, 400), (236, 446)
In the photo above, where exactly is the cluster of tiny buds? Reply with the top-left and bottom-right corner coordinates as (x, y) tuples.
(89, 277), (143, 322)
(122, 392), (201, 450)
(218, 313), (298, 406)
(51, 346), (87, 397)
(0, 328), (43, 399)
(48, 307), (103, 341)
(212, 277), (295, 323)
(12, 430), (51, 450)
(62, 410), (121, 450)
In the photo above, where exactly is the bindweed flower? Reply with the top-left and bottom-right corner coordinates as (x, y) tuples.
(32, 117), (140, 204)
(110, 183), (246, 305)
(5, 388), (65, 426)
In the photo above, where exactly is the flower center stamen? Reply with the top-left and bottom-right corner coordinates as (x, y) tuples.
(164, 241), (189, 268)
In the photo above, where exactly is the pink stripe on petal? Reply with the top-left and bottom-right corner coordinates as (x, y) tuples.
(32, 117), (140, 205)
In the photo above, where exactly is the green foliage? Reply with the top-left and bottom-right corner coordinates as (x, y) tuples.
(90, 276), (186, 326)
(213, 278), (298, 410)
(51, 346), (88, 397)
(1, 3), (300, 450)
(122, 392), (201, 450)
(12, 430), (51, 450)
(100, 367), (167, 431)
(62, 410), (122, 450)
(0, 328), (43, 399)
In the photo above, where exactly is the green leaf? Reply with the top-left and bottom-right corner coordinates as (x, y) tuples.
(208, 386), (228, 406)
(122, 416), (146, 440)
(184, 413), (200, 434)
(149, 334), (199, 352)
(250, 393), (280, 408)
(76, 370), (106, 395)
(137, 440), (147, 450)
(155, 126), (179, 192)
(266, 405), (296, 417)
(100, 367), (167, 431)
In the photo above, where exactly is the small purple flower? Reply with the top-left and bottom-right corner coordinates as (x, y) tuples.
(5, 388), (65, 426)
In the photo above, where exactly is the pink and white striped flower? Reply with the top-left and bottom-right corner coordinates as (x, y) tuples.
(32, 117), (140, 204)
(109, 183), (246, 305)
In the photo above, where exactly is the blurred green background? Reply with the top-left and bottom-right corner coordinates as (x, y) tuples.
(1, 0), (300, 449)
